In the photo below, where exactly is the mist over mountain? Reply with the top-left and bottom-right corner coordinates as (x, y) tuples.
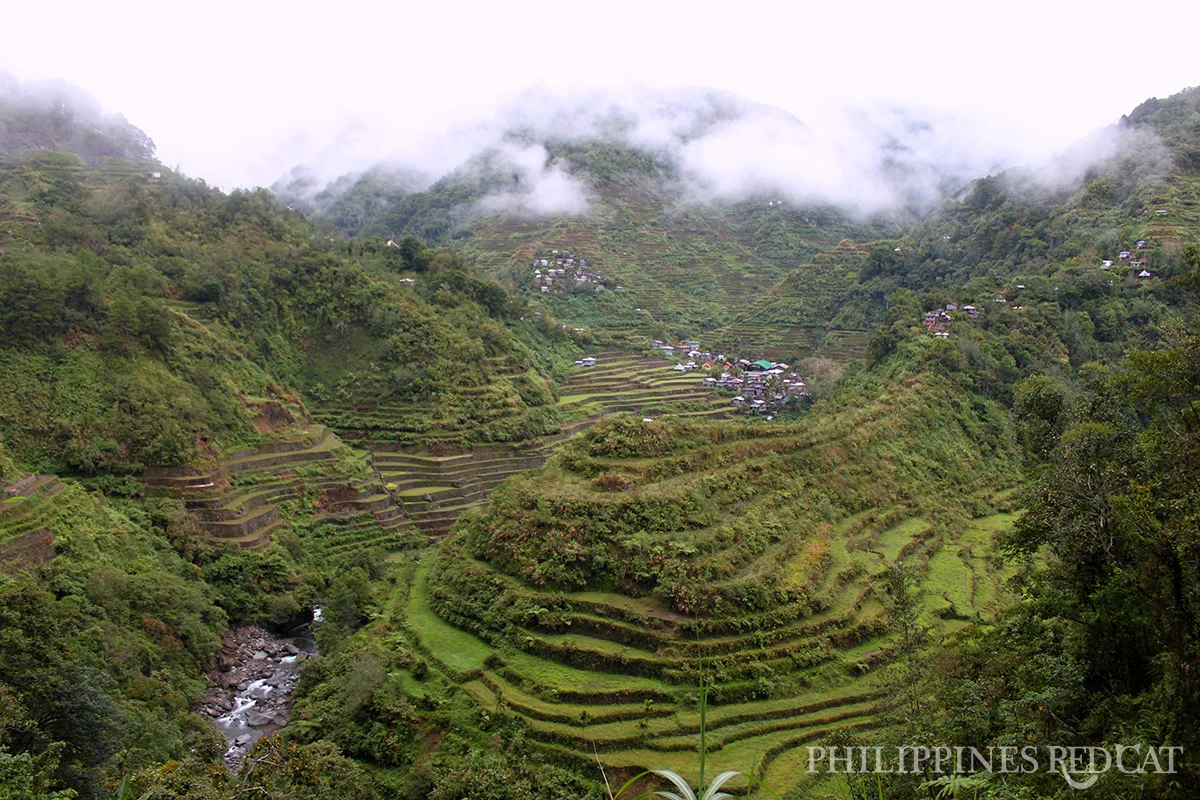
(0, 71), (155, 161)
(3, 57), (1200, 800)
(272, 85), (1173, 238)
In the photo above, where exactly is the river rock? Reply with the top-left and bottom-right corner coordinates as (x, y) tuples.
(196, 620), (319, 774)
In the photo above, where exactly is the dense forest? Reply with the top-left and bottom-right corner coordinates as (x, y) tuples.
(1, 77), (1198, 800)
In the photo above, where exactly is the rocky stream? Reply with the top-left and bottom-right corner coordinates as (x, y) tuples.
(194, 609), (320, 770)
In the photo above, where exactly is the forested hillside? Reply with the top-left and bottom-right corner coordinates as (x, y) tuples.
(1, 78), (1198, 800)
(0, 85), (582, 799)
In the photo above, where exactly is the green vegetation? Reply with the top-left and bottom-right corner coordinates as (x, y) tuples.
(0, 87), (582, 799)
(2, 78), (1200, 800)
(367, 356), (1026, 790)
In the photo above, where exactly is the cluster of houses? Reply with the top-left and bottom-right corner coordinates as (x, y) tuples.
(718, 360), (808, 414)
(922, 245), (1162, 338)
(922, 303), (978, 338)
(1106, 240), (1155, 278)
(652, 340), (807, 414)
(923, 246), (1165, 336)
(532, 250), (621, 294)
(651, 339), (720, 363)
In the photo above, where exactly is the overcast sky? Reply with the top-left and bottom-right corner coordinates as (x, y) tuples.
(4, 0), (1197, 190)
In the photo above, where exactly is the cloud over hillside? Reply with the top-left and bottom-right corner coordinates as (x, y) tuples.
(274, 84), (1167, 222)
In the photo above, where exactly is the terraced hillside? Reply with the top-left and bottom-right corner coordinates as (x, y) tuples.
(552, 350), (730, 421)
(733, 240), (875, 328)
(316, 350), (734, 537)
(143, 424), (420, 552)
(463, 207), (879, 362)
(0, 474), (65, 568)
(0, 472), (158, 570)
(461, 188), (796, 328)
(700, 324), (871, 364)
(406, 371), (1024, 795)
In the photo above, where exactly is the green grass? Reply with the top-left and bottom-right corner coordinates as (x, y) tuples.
(465, 671), (667, 725)
(962, 511), (1019, 540)
(502, 649), (665, 695)
(397, 485), (456, 497)
(873, 517), (931, 561)
(569, 590), (684, 620)
(923, 547), (975, 615)
(407, 563), (494, 675)
(558, 391), (616, 405)
(537, 631), (660, 660)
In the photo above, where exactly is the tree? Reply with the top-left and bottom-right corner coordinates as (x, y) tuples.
(397, 236), (427, 272)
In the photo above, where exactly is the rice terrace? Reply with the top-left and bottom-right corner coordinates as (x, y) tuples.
(397, 357), (1025, 796)
(1, 64), (1199, 800)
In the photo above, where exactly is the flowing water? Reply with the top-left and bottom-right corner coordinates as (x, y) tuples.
(199, 608), (321, 770)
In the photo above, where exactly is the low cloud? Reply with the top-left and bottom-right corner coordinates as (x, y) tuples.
(472, 142), (591, 219)
(1022, 123), (1172, 196)
(274, 84), (1164, 221)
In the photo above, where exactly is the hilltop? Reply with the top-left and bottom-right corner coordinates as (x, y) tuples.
(273, 85), (1200, 356)
(0, 73), (154, 161)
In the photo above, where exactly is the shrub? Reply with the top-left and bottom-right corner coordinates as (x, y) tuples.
(592, 474), (634, 492)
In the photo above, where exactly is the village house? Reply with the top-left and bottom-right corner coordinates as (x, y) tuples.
(648, 337), (805, 415)
(923, 307), (952, 333)
(532, 250), (605, 297)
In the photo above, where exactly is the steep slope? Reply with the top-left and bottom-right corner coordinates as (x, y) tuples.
(399, 356), (1022, 792)
(0, 74), (155, 161)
